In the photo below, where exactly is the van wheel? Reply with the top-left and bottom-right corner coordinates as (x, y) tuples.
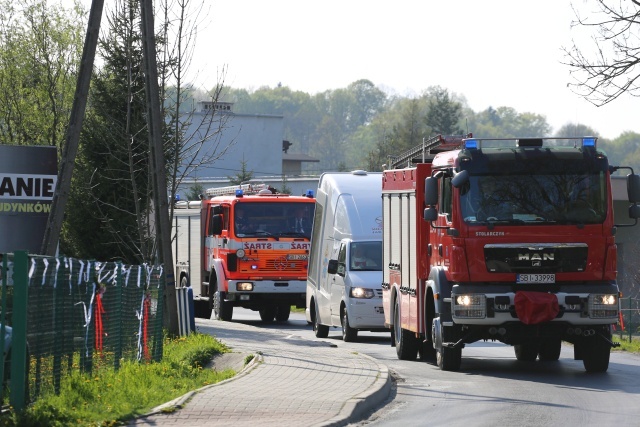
(313, 301), (329, 338)
(341, 310), (358, 342)
(275, 305), (291, 322)
(393, 298), (418, 360)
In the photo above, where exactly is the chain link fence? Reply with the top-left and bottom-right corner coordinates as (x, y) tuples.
(0, 251), (165, 410)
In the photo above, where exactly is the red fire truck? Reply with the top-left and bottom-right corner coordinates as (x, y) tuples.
(174, 183), (315, 321)
(382, 135), (640, 372)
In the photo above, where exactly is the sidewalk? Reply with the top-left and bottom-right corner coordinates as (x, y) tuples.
(127, 318), (392, 427)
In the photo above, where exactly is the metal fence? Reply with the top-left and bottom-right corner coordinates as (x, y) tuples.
(618, 297), (640, 342)
(0, 251), (165, 410)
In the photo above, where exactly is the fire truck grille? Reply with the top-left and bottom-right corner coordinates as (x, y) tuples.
(239, 252), (308, 273)
(484, 244), (588, 273)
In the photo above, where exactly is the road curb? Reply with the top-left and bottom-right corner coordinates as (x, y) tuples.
(140, 351), (263, 417)
(320, 352), (392, 427)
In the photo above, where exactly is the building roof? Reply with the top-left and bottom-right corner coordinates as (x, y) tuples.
(283, 153), (320, 163)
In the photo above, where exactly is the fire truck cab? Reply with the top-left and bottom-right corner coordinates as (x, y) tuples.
(176, 183), (315, 322)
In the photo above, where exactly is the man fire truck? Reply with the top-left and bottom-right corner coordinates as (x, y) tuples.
(173, 183), (315, 322)
(381, 135), (640, 372)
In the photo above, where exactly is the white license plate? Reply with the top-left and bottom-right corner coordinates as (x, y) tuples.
(516, 273), (555, 284)
(287, 254), (308, 260)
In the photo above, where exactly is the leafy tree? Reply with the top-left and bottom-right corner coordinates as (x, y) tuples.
(563, 0), (640, 106)
(185, 183), (204, 201)
(0, 0), (84, 150)
(63, 0), (158, 263)
(424, 86), (464, 135)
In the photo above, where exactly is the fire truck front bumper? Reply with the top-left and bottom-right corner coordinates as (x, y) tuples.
(449, 283), (620, 326)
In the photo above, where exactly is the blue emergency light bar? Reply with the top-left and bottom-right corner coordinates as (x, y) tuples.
(305, 189), (314, 198)
(462, 137), (597, 150)
(235, 189), (243, 197)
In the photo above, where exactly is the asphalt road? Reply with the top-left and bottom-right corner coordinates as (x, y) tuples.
(225, 308), (640, 427)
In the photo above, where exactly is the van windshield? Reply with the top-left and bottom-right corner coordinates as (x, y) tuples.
(350, 242), (382, 271)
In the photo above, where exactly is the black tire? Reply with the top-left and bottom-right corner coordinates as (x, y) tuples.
(312, 301), (329, 338)
(393, 298), (418, 360)
(212, 283), (233, 321)
(341, 310), (358, 342)
(275, 305), (291, 322)
(514, 342), (539, 361)
(538, 338), (562, 361)
(259, 306), (277, 322)
(420, 294), (437, 361)
(582, 331), (611, 373)
(436, 324), (462, 371)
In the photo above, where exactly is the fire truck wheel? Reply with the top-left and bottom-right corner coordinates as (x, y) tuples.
(275, 305), (291, 322)
(436, 325), (461, 371)
(212, 289), (233, 321)
(581, 330), (611, 373)
(312, 301), (329, 338)
(514, 343), (539, 361)
(393, 298), (418, 361)
(259, 307), (277, 322)
(341, 310), (358, 342)
(538, 338), (562, 361)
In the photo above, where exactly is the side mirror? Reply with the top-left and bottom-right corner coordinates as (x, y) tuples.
(210, 214), (222, 235)
(424, 207), (438, 221)
(424, 177), (438, 206)
(627, 174), (640, 203)
(451, 170), (469, 188)
(327, 259), (338, 275)
(629, 204), (640, 220)
(212, 205), (223, 215)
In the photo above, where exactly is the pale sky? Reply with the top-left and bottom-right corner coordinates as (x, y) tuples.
(68, 0), (638, 140)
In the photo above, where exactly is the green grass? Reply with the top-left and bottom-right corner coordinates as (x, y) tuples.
(613, 334), (640, 353)
(2, 332), (236, 427)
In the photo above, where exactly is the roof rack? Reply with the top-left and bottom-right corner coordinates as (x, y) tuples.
(205, 183), (273, 198)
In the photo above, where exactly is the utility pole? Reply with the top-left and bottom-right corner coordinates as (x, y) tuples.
(41, 0), (105, 256)
(139, 0), (179, 335)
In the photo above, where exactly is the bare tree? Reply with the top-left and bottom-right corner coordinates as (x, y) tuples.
(157, 0), (235, 224)
(563, 0), (640, 106)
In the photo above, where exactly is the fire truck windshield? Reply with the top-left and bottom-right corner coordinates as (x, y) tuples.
(235, 202), (313, 238)
(460, 172), (607, 225)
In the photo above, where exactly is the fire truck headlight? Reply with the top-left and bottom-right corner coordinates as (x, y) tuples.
(236, 282), (254, 291)
(350, 287), (375, 299)
(453, 294), (486, 319)
(588, 294), (618, 319)
(236, 249), (246, 258)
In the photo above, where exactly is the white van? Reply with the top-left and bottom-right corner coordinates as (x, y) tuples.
(306, 171), (385, 341)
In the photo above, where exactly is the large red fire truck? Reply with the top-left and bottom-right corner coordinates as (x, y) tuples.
(173, 183), (315, 322)
(381, 135), (640, 372)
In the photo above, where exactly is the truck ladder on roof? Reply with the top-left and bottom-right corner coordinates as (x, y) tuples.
(388, 134), (470, 170)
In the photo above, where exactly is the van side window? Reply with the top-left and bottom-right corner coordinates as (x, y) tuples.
(338, 243), (347, 265)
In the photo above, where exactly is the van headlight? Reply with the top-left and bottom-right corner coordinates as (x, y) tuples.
(350, 287), (375, 299)
(453, 294), (486, 319)
(588, 294), (618, 318)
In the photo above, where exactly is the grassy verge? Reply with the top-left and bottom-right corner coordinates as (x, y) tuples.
(2, 332), (236, 427)
(612, 334), (640, 353)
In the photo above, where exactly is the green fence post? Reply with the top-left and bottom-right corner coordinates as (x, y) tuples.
(53, 256), (63, 395)
(114, 262), (123, 371)
(629, 297), (633, 343)
(10, 251), (29, 411)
